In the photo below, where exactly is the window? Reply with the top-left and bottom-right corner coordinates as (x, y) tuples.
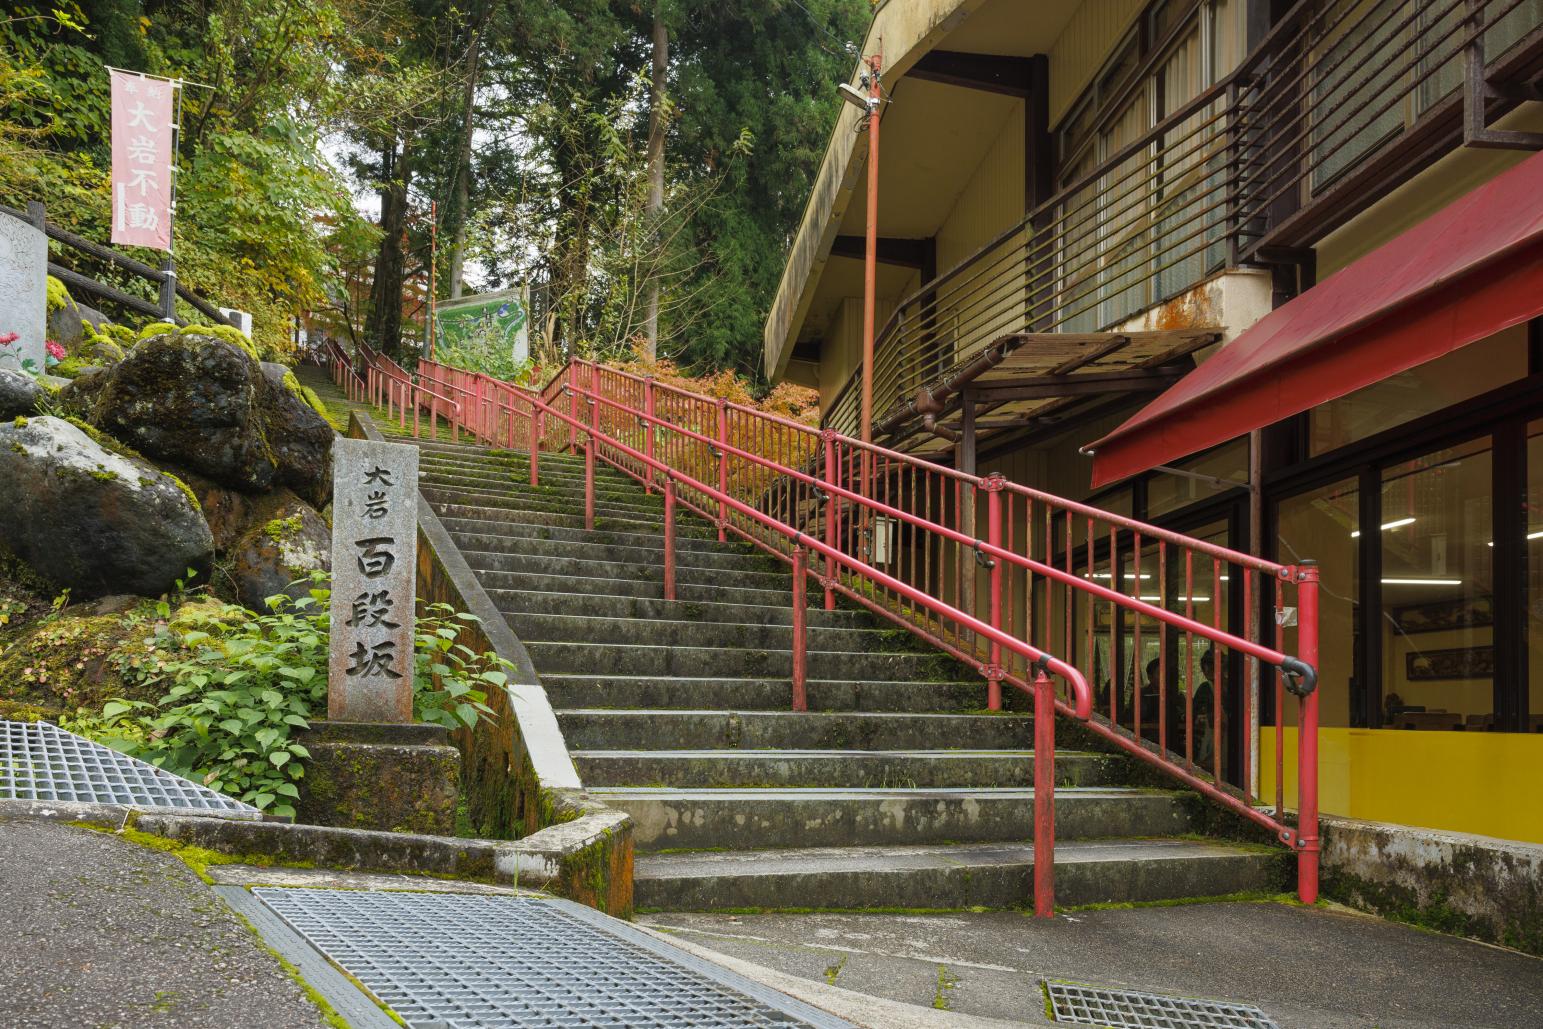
(1146, 437), (1248, 519)
(1309, 325), (1529, 456)
(1276, 478), (1361, 729)
(1525, 422), (1543, 729)
(1379, 439), (1494, 730)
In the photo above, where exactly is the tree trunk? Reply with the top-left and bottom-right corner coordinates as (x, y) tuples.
(643, 5), (668, 360)
(448, 22), (484, 300)
(366, 135), (413, 358)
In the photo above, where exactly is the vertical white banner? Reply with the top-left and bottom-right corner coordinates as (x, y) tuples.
(109, 70), (175, 252)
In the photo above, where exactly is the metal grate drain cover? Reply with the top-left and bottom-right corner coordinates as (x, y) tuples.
(1044, 980), (1279, 1029)
(0, 720), (259, 816)
(255, 888), (851, 1028)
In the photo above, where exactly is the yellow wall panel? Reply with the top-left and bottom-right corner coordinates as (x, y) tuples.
(936, 104), (1026, 273)
(1048, 0), (1147, 126)
(1261, 727), (1543, 844)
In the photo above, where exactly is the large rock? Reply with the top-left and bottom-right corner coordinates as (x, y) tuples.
(0, 416), (213, 598)
(0, 369), (42, 420)
(46, 282), (85, 351)
(90, 332), (333, 505)
(230, 489), (331, 610)
(55, 367), (109, 419)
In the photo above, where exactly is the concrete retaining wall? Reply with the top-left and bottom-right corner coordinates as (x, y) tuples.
(1322, 815), (1542, 955)
(350, 412), (633, 915)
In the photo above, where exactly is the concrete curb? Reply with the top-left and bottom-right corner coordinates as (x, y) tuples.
(1322, 814), (1543, 955)
(350, 410), (634, 914)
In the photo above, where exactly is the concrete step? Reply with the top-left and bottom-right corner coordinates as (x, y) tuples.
(572, 748), (1123, 789)
(448, 532), (779, 576)
(423, 472), (658, 509)
(493, 592), (876, 630)
(428, 502), (718, 540)
(439, 516), (750, 557)
(420, 464), (655, 496)
(464, 552), (796, 593)
(527, 640), (961, 680)
(556, 710), (1032, 751)
(507, 613), (907, 653)
(595, 785), (1195, 851)
(542, 675), (994, 713)
(633, 838), (1292, 911)
(421, 485), (666, 522)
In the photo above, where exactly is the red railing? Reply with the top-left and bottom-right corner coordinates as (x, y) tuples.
(372, 355), (1321, 912)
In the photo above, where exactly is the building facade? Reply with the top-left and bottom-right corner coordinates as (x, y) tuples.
(763, 0), (1543, 843)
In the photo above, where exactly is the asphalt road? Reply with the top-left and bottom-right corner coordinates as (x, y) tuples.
(644, 902), (1543, 1028)
(0, 817), (328, 1029)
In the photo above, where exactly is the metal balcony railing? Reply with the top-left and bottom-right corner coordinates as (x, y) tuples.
(826, 0), (1543, 440)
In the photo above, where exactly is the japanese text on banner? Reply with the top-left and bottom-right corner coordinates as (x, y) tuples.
(109, 70), (175, 252)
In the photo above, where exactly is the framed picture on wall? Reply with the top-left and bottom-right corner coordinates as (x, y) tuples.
(1389, 596), (1494, 635)
(1405, 645), (1494, 681)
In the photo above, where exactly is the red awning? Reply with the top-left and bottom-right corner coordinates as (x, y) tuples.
(1086, 148), (1543, 488)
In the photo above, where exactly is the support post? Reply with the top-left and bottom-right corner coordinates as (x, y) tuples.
(584, 398), (597, 532)
(984, 473), (1005, 711)
(1296, 561), (1321, 905)
(159, 256), (177, 321)
(529, 406), (541, 487)
(644, 376), (656, 494)
(1033, 668), (1056, 917)
(792, 546), (809, 711)
(716, 399), (729, 543)
(822, 430), (839, 611)
(663, 480), (677, 602)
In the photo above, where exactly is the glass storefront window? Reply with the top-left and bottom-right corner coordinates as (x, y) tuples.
(1275, 478), (1360, 728)
(1527, 422), (1543, 730)
(1379, 439), (1494, 730)
(1309, 326), (1527, 456)
(1145, 437), (1248, 519)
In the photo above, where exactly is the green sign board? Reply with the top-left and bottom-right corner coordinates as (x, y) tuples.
(433, 287), (528, 363)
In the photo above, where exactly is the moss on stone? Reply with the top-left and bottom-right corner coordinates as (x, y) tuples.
(62, 416), (146, 462)
(161, 471), (203, 514)
(12, 416), (26, 428)
(262, 514), (304, 543)
(46, 275), (69, 313)
(0, 605), (168, 715)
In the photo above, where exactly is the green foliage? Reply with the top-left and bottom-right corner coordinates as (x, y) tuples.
(46, 275), (69, 313)
(82, 579), (504, 819)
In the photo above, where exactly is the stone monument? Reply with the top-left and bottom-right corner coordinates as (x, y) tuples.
(299, 435), (459, 834)
(327, 436), (419, 721)
(0, 213), (47, 375)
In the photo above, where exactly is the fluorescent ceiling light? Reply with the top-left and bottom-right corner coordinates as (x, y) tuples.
(1084, 572), (1152, 581)
(1138, 595), (1210, 603)
(1381, 578), (1461, 586)
(1351, 517), (1415, 538)
(1486, 530), (1543, 546)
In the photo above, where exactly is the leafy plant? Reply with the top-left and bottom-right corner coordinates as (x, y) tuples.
(92, 578), (504, 819)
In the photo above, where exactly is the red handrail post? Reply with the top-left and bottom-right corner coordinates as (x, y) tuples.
(984, 474), (1005, 711)
(716, 399), (729, 543)
(822, 431), (838, 611)
(644, 376), (656, 494)
(1033, 667), (1056, 917)
(568, 380), (579, 454)
(584, 398), (597, 532)
(791, 545), (808, 712)
(529, 404), (541, 487)
(1295, 560), (1321, 905)
(663, 479), (677, 602)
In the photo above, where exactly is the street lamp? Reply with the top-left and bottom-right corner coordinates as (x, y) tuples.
(841, 53), (883, 450)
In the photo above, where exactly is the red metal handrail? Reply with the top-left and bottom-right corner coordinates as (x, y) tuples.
(368, 354), (1322, 912)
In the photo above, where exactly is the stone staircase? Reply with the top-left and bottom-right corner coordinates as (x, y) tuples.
(300, 365), (1290, 911)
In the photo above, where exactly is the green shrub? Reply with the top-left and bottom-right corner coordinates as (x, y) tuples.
(83, 578), (504, 819)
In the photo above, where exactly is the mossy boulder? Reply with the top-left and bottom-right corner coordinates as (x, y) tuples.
(0, 416), (214, 598)
(230, 489), (331, 610)
(55, 367), (109, 419)
(90, 332), (333, 505)
(0, 602), (168, 717)
(0, 368), (43, 420)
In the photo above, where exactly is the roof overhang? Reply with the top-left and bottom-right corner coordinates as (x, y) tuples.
(1086, 148), (1543, 487)
(761, 0), (992, 383)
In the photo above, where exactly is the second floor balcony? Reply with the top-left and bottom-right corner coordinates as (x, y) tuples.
(775, 0), (1543, 459)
